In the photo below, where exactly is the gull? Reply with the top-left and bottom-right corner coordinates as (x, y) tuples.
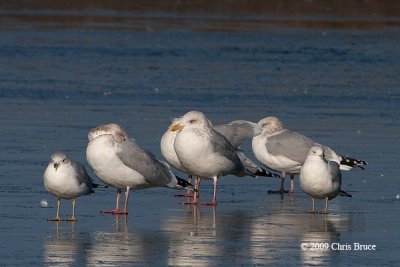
(161, 117), (279, 200)
(299, 145), (352, 214)
(86, 123), (194, 215)
(171, 111), (255, 206)
(161, 117), (187, 173)
(43, 151), (103, 221)
(252, 116), (367, 195)
(160, 117), (195, 197)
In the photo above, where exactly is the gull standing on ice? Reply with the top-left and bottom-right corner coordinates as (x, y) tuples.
(300, 145), (351, 214)
(171, 111), (255, 206)
(86, 123), (194, 215)
(161, 116), (195, 197)
(252, 116), (367, 195)
(43, 151), (102, 221)
(161, 117), (279, 200)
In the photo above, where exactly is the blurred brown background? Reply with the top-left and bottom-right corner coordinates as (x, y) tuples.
(1, 0), (399, 30)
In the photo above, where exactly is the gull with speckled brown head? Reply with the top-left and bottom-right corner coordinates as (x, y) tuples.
(86, 123), (194, 215)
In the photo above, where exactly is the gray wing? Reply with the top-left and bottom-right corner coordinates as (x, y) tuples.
(214, 120), (261, 149)
(72, 161), (94, 190)
(266, 129), (316, 164)
(328, 161), (342, 186)
(323, 146), (341, 163)
(116, 138), (176, 187)
(209, 130), (245, 173)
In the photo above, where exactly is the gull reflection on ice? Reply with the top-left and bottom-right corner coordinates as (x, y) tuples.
(43, 222), (90, 266)
(299, 213), (353, 266)
(163, 206), (222, 266)
(247, 201), (353, 266)
(86, 215), (171, 266)
(248, 210), (305, 264)
(163, 205), (260, 266)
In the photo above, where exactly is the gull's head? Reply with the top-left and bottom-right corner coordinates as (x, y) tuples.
(258, 116), (284, 134)
(88, 123), (128, 143)
(50, 151), (70, 171)
(308, 145), (325, 159)
(170, 111), (212, 132)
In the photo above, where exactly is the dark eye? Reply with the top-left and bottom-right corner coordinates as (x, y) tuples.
(63, 158), (67, 162)
(189, 119), (197, 124)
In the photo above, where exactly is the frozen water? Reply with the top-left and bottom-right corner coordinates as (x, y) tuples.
(0, 1), (399, 266)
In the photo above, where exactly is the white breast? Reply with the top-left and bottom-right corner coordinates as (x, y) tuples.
(43, 164), (88, 199)
(174, 129), (234, 178)
(299, 159), (338, 199)
(86, 136), (147, 189)
(160, 130), (186, 172)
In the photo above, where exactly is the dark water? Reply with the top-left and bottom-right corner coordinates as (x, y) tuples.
(0, 1), (399, 266)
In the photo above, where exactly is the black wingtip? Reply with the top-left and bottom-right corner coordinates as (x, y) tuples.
(339, 190), (352, 198)
(340, 156), (368, 170)
(176, 176), (196, 192)
(254, 169), (281, 179)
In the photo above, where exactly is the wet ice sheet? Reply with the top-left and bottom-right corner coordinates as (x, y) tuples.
(0, 2), (399, 266)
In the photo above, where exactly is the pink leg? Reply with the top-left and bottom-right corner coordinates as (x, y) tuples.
(114, 187), (130, 214)
(195, 177), (201, 199)
(183, 175), (195, 197)
(201, 176), (218, 206)
(178, 177), (200, 205)
(289, 174), (295, 195)
(101, 188), (122, 214)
